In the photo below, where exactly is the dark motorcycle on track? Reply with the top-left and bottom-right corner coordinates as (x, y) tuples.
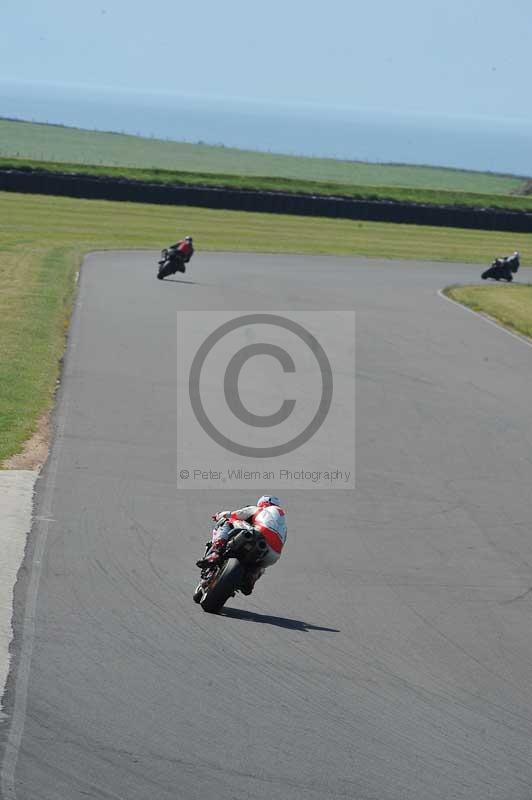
(157, 246), (186, 280)
(193, 525), (269, 613)
(481, 252), (520, 282)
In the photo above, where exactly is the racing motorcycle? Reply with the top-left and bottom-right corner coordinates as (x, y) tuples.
(193, 523), (269, 613)
(481, 254), (520, 282)
(157, 246), (186, 280)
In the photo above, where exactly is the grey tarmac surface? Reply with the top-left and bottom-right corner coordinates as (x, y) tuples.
(2, 251), (532, 800)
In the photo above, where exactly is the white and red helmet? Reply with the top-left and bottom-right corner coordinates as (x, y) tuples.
(257, 495), (281, 509)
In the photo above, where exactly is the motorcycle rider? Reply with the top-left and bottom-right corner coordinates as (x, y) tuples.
(495, 251), (520, 271)
(506, 251), (520, 272)
(169, 235), (194, 265)
(196, 495), (287, 595)
(483, 250), (520, 282)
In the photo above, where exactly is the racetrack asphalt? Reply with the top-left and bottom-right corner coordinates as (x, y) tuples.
(2, 252), (532, 800)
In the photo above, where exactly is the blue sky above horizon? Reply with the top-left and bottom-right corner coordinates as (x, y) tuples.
(2, 0), (530, 123)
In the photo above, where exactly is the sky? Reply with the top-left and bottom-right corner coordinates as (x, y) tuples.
(1, 0), (530, 122)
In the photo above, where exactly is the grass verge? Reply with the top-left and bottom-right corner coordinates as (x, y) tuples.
(444, 284), (532, 340)
(0, 118), (527, 194)
(2, 188), (532, 464)
(3, 157), (532, 212)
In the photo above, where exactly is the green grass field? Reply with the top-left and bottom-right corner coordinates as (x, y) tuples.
(2, 189), (532, 465)
(0, 118), (528, 195)
(4, 155), (532, 213)
(445, 284), (532, 339)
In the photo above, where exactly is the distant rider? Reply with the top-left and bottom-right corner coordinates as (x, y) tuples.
(196, 495), (287, 595)
(169, 235), (194, 264)
(496, 251), (520, 272)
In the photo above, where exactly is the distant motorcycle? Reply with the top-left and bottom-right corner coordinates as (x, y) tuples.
(481, 253), (520, 282)
(157, 246), (186, 280)
(193, 523), (269, 613)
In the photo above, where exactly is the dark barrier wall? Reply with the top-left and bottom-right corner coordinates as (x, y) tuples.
(2, 168), (532, 233)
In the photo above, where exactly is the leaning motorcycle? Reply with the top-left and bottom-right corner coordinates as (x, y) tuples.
(157, 247), (186, 280)
(193, 525), (269, 613)
(481, 256), (519, 282)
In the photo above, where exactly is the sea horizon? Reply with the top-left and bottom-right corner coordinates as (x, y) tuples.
(1, 80), (530, 177)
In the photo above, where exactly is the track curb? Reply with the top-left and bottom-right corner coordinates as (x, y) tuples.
(0, 471), (38, 720)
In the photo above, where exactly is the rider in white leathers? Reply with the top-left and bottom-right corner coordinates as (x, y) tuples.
(197, 495), (287, 594)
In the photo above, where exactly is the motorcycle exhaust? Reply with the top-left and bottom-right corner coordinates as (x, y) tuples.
(230, 529), (255, 550)
(230, 528), (269, 558)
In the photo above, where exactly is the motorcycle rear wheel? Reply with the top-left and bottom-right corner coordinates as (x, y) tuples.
(200, 558), (244, 613)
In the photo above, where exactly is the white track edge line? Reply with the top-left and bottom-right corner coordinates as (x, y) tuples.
(0, 297), (80, 800)
(437, 288), (532, 350)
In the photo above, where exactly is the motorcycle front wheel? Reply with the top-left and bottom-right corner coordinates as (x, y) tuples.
(200, 558), (244, 613)
(157, 260), (175, 280)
